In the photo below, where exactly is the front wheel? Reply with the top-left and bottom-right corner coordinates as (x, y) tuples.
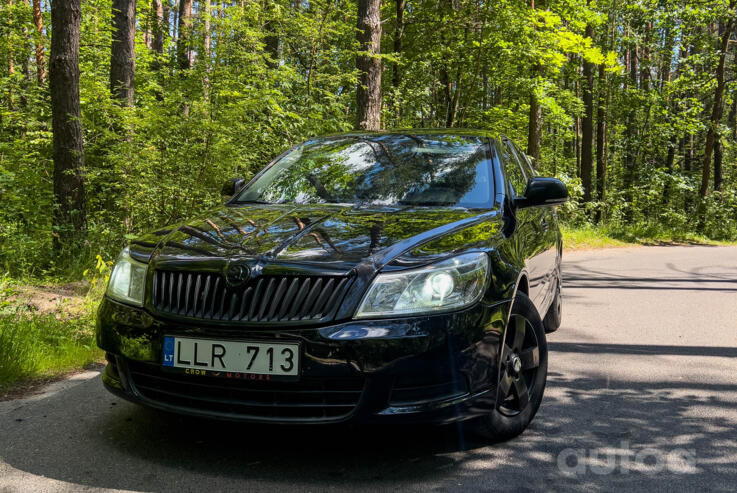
(473, 292), (548, 441)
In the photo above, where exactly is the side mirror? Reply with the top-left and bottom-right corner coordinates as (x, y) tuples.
(514, 177), (569, 209)
(221, 178), (246, 198)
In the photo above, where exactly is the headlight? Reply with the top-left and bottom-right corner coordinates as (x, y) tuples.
(106, 247), (148, 306)
(355, 252), (489, 318)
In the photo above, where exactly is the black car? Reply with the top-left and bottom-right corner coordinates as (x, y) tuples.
(97, 130), (567, 440)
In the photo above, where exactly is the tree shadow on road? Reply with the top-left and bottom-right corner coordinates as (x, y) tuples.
(2, 360), (736, 492)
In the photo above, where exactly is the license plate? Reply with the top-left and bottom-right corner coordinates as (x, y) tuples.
(162, 336), (299, 378)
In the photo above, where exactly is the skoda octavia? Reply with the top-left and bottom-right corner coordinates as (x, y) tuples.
(97, 130), (567, 440)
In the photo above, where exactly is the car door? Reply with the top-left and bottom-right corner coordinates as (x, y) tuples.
(513, 145), (559, 313)
(497, 140), (547, 310)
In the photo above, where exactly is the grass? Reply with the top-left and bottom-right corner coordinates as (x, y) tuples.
(562, 226), (631, 250)
(0, 274), (104, 395)
(562, 224), (737, 250)
(0, 314), (102, 394)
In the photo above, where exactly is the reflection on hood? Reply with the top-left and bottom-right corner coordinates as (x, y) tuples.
(131, 204), (500, 272)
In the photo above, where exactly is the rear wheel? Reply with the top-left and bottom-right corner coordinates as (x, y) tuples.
(543, 280), (562, 333)
(474, 292), (548, 441)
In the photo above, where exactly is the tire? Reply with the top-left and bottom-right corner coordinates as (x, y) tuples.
(543, 280), (562, 333)
(473, 292), (548, 441)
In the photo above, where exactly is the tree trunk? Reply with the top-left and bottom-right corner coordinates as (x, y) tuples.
(682, 41), (696, 175)
(714, 136), (723, 191)
(482, 61), (488, 111)
(50, 0), (87, 252)
(526, 79), (542, 166)
(640, 22), (652, 91)
(595, 63), (607, 217)
(32, 0), (46, 84)
(163, 0), (170, 43)
(447, 65), (461, 128)
(392, 0), (406, 120)
(172, 1), (178, 40)
(110, 0), (136, 105)
(562, 76), (573, 160)
(526, 0), (541, 165)
(393, 0), (406, 89)
(177, 0), (193, 70)
(575, 114), (580, 175)
(203, 0), (212, 98)
(662, 34), (682, 204)
(264, 1), (279, 70)
(574, 73), (580, 175)
(355, 0), (382, 131)
(439, 66), (451, 125)
(18, 1), (30, 107)
(684, 132), (693, 172)
(665, 137), (676, 172)
(7, 0), (16, 111)
(204, 0), (212, 60)
(623, 45), (638, 194)
(152, 0), (164, 54)
(659, 26), (674, 92)
(728, 92), (737, 140)
(580, 15), (595, 203)
(143, 6), (151, 49)
(699, 15), (734, 198)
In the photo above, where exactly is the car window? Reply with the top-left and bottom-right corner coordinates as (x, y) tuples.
(236, 134), (494, 208)
(518, 150), (536, 178)
(500, 141), (527, 196)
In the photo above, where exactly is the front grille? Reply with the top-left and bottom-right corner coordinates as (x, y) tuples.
(126, 360), (364, 421)
(151, 270), (352, 324)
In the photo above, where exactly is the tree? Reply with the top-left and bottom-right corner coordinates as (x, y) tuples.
(152, 0), (165, 55)
(177, 0), (193, 70)
(7, 0), (14, 111)
(264, 2), (280, 69)
(19, 0), (32, 102)
(622, 36), (638, 198)
(595, 63), (607, 216)
(526, 0), (541, 165)
(110, 0), (136, 105)
(204, 0), (212, 62)
(580, 12), (595, 203)
(391, 0), (406, 120)
(32, 0), (46, 84)
(6, 0), (737, 277)
(355, 0), (382, 131)
(699, 12), (735, 198)
(393, 0), (406, 90)
(49, 0), (87, 252)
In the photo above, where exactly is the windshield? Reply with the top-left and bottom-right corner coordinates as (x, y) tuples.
(234, 134), (494, 208)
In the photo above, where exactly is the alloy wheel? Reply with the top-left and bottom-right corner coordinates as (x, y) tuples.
(497, 314), (541, 416)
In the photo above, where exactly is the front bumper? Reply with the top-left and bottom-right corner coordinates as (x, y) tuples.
(97, 297), (510, 425)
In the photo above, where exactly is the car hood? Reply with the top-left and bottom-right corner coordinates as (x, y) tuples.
(131, 204), (500, 273)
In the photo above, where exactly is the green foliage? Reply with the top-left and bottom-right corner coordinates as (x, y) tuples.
(0, 0), (736, 281)
(0, 311), (101, 392)
(0, 269), (105, 391)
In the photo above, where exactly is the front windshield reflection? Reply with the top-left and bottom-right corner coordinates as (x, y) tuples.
(236, 134), (493, 208)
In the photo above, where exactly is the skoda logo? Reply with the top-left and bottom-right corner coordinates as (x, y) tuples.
(225, 261), (251, 288)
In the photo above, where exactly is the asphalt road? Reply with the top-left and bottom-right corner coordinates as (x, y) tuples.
(2, 245), (736, 492)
